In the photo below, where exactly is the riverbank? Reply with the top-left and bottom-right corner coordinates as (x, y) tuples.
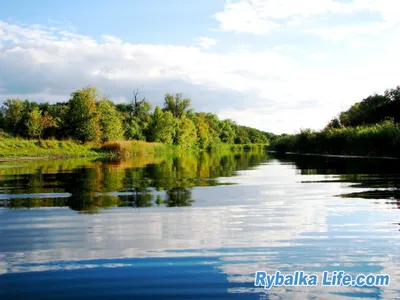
(0, 138), (172, 160)
(0, 138), (102, 159)
(268, 120), (400, 158)
(0, 137), (269, 161)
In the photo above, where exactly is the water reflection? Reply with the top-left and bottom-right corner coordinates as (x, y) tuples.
(275, 153), (400, 209)
(0, 152), (399, 299)
(0, 151), (268, 213)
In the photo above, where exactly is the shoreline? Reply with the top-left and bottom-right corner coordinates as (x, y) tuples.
(2, 150), (399, 163)
(267, 151), (399, 160)
(0, 154), (100, 163)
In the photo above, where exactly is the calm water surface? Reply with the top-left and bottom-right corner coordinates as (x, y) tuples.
(0, 152), (399, 299)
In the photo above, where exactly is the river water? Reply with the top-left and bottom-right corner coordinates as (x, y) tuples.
(0, 152), (398, 299)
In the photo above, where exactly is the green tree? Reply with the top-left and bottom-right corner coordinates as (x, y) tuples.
(163, 93), (192, 118)
(148, 106), (176, 144)
(97, 99), (124, 142)
(2, 99), (24, 135)
(174, 116), (197, 148)
(325, 117), (342, 130)
(0, 111), (4, 130)
(26, 107), (43, 139)
(219, 120), (236, 144)
(234, 125), (251, 144)
(189, 112), (214, 149)
(25, 107), (57, 139)
(117, 90), (152, 141)
(65, 87), (101, 143)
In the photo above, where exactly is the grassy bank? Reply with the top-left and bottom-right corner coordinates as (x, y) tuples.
(0, 137), (268, 161)
(0, 138), (173, 160)
(269, 120), (400, 158)
(0, 138), (102, 159)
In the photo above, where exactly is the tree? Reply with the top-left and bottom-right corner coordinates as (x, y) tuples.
(25, 108), (57, 139)
(190, 113), (214, 149)
(174, 116), (197, 148)
(97, 99), (124, 142)
(2, 99), (24, 135)
(26, 107), (43, 139)
(0, 111), (4, 130)
(148, 106), (176, 144)
(219, 120), (236, 144)
(65, 87), (101, 143)
(163, 93), (191, 118)
(131, 89), (152, 117)
(325, 117), (342, 130)
(234, 125), (250, 144)
(117, 89), (152, 141)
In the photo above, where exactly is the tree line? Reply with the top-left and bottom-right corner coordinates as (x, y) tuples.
(270, 85), (400, 157)
(325, 86), (400, 129)
(0, 87), (275, 149)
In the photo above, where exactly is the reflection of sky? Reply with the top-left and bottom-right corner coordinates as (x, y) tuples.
(0, 161), (399, 299)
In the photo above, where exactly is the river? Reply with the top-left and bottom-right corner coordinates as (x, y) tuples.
(0, 151), (398, 299)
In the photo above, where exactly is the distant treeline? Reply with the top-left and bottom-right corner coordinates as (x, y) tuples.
(270, 86), (400, 158)
(0, 87), (276, 150)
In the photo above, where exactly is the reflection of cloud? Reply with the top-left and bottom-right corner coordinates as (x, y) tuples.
(0, 160), (398, 298)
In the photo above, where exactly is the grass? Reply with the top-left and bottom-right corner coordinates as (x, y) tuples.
(0, 137), (101, 159)
(0, 136), (270, 161)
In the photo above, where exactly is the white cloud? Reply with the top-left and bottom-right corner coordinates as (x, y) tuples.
(213, 0), (400, 36)
(213, 1), (279, 35)
(196, 36), (216, 49)
(304, 22), (392, 40)
(1, 15), (400, 134)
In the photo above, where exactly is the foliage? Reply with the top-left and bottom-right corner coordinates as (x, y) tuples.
(0, 86), (275, 151)
(64, 87), (101, 143)
(270, 120), (400, 158)
(25, 107), (57, 139)
(269, 84), (400, 158)
(148, 106), (176, 144)
(325, 86), (400, 129)
(163, 93), (191, 118)
(97, 99), (124, 142)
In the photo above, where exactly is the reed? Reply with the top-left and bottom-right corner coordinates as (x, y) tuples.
(100, 140), (167, 158)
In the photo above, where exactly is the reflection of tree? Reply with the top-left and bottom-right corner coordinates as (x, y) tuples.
(67, 190), (123, 213)
(118, 188), (154, 208)
(275, 153), (400, 176)
(6, 197), (67, 209)
(275, 153), (400, 209)
(1, 151), (270, 213)
(164, 187), (194, 207)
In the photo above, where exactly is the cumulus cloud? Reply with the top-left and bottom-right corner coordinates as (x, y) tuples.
(1, 6), (400, 134)
(213, 0), (400, 36)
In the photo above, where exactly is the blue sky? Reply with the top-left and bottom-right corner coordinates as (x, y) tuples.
(1, 0), (400, 133)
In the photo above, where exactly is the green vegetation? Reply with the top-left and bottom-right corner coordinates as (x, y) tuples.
(0, 137), (100, 159)
(269, 85), (400, 158)
(0, 87), (273, 159)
